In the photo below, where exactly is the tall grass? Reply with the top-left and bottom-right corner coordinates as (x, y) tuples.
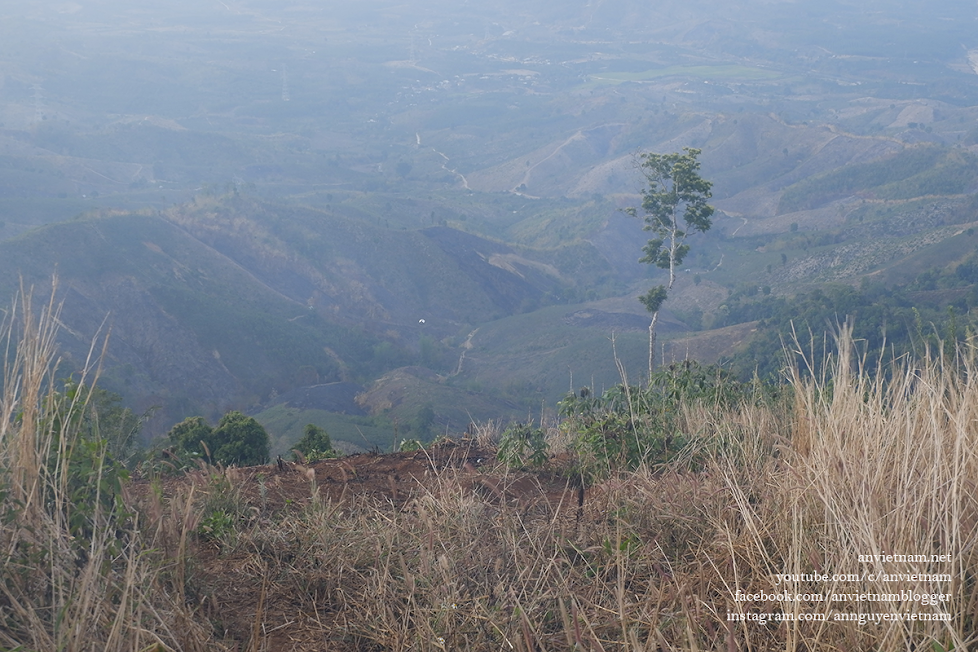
(0, 283), (220, 651)
(715, 329), (978, 650)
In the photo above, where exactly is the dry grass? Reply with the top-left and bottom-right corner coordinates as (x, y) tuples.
(716, 330), (978, 651)
(0, 283), (224, 652)
(1, 289), (976, 650)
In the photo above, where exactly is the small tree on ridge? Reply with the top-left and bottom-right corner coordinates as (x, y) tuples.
(293, 423), (336, 462)
(626, 147), (714, 380)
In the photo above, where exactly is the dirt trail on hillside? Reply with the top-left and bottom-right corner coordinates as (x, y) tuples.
(417, 132), (470, 189)
(452, 327), (479, 376)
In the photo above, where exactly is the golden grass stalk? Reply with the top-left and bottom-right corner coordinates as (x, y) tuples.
(718, 325), (978, 650)
(0, 281), (224, 651)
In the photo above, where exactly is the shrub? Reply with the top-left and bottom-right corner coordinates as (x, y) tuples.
(212, 411), (269, 466)
(560, 361), (777, 479)
(167, 411), (269, 467)
(40, 379), (132, 547)
(292, 423), (336, 462)
(497, 423), (548, 469)
(167, 416), (212, 463)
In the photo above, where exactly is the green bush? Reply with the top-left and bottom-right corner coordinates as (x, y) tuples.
(41, 380), (132, 546)
(497, 423), (548, 469)
(292, 423), (336, 462)
(167, 411), (269, 467)
(63, 383), (143, 466)
(167, 416), (212, 462)
(212, 411), (269, 466)
(560, 361), (772, 479)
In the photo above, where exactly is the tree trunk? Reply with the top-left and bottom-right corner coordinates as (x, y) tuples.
(648, 310), (659, 382)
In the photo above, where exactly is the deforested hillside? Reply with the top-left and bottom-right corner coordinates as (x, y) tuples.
(0, 197), (609, 437)
(0, 211), (369, 433)
(164, 197), (578, 332)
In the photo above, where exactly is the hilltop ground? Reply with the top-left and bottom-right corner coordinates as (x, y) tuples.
(133, 437), (595, 650)
(141, 438), (557, 517)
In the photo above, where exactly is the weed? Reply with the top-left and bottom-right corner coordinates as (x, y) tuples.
(496, 423), (548, 469)
(399, 438), (423, 452)
(197, 509), (236, 542)
(560, 360), (775, 478)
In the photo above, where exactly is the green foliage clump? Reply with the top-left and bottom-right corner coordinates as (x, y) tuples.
(560, 361), (772, 479)
(292, 423), (336, 462)
(195, 470), (249, 544)
(398, 438), (423, 452)
(167, 416), (212, 463)
(212, 411), (270, 466)
(167, 411), (269, 467)
(197, 508), (236, 542)
(638, 285), (668, 314)
(41, 380), (133, 545)
(497, 423), (548, 469)
(67, 383), (144, 466)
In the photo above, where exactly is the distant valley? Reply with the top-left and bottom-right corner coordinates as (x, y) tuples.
(3, 0), (978, 451)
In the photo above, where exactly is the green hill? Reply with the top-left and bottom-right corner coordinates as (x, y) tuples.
(778, 145), (978, 214)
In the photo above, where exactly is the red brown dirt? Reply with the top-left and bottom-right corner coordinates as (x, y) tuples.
(141, 439), (578, 513)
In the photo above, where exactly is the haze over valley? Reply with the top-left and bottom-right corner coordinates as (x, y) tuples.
(3, 0), (978, 450)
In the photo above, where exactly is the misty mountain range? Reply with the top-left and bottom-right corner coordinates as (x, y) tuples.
(3, 0), (978, 449)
